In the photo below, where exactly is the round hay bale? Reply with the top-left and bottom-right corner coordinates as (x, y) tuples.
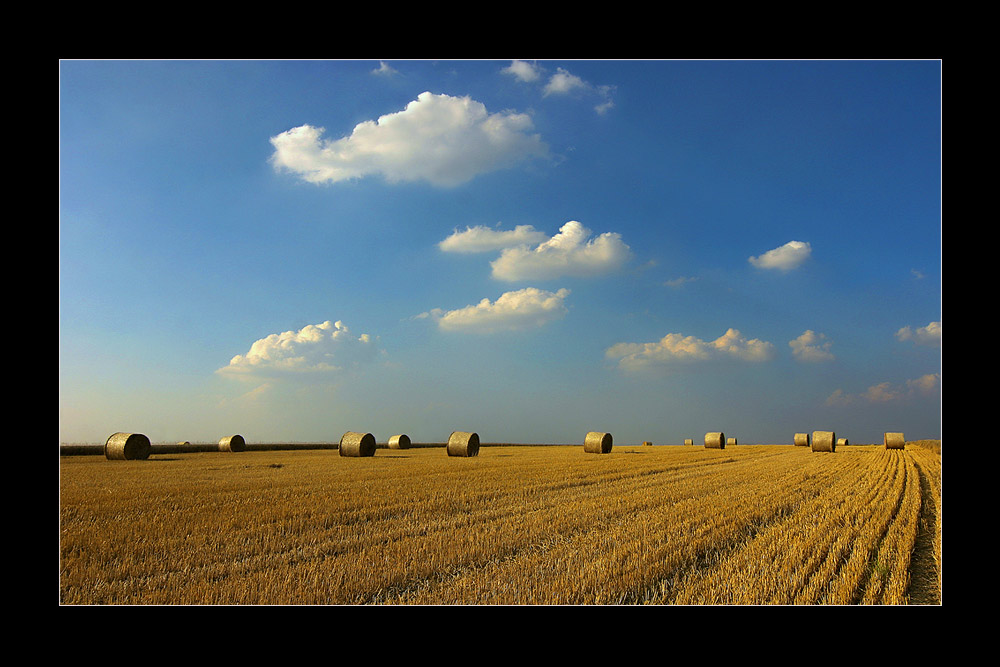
(447, 431), (480, 457)
(884, 432), (905, 450)
(340, 431), (376, 457)
(388, 434), (411, 450)
(811, 430), (836, 452)
(705, 432), (726, 449)
(177, 441), (191, 446)
(643, 441), (653, 447)
(836, 437), (849, 447)
(584, 431), (613, 454)
(219, 434), (246, 452)
(726, 437), (737, 447)
(794, 432), (810, 447)
(684, 438), (694, 446)
(105, 432), (151, 461)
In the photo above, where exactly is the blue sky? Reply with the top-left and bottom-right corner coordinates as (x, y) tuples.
(59, 59), (941, 445)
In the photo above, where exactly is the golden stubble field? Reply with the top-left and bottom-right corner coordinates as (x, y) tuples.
(59, 442), (941, 605)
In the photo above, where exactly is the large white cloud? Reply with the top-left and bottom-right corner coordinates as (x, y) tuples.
(748, 240), (812, 271)
(789, 330), (835, 362)
(606, 328), (776, 372)
(439, 224), (549, 253)
(418, 287), (570, 334)
(269, 92), (549, 187)
(895, 321), (941, 346)
(217, 320), (379, 378)
(489, 221), (631, 281)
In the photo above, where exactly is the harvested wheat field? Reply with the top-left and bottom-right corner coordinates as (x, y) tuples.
(59, 442), (941, 605)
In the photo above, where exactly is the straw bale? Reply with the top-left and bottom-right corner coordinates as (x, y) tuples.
(388, 434), (411, 450)
(447, 431), (480, 457)
(811, 430), (836, 452)
(705, 432), (726, 449)
(837, 438), (849, 447)
(340, 431), (377, 457)
(105, 432), (152, 461)
(684, 438), (694, 446)
(884, 432), (906, 450)
(177, 441), (191, 446)
(584, 431), (613, 454)
(726, 437), (737, 446)
(219, 434), (246, 452)
(643, 441), (653, 446)
(794, 433), (810, 447)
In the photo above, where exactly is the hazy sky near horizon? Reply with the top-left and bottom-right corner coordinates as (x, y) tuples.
(59, 59), (941, 445)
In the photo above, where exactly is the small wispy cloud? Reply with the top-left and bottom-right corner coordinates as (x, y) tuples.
(606, 328), (776, 372)
(270, 92), (548, 187)
(439, 224), (549, 253)
(502, 61), (615, 115)
(895, 321), (941, 347)
(748, 240), (812, 271)
(664, 276), (696, 288)
(418, 287), (571, 334)
(501, 60), (542, 83)
(826, 373), (940, 406)
(371, 61), (398, 76)
(789, 330), (835, 362)
(489, 220), (631, 281)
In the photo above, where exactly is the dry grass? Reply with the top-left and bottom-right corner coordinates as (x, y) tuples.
(60, 443), (941, 605)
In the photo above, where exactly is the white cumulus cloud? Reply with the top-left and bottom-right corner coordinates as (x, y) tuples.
(606, 328), (776, 372)
(748, 240), (812, 271)
(439, 224), (549, 253)
(419, 287), (570, 334)
(269, 92), (549, 187)
(789, 330), (835, 362)
(490, 220), (631, 281)
(895, 321), (941, 346)
(217, 320), (379, 378)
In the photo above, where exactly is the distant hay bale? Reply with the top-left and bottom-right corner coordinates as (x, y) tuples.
(837, 438), (849, 447)
(794, 433), (810, 447)
(726, 437), (737, 446)
(340, 432), (376, 457)
(811, 431), (836, 452)
(388, 434), (411, 450)
(884, 432), (906, 450)
(643, 441), (653, 447)
(177, 441), (191, 446)
(684, 438), (694, 446)
(447, 431), (480, 457)
(219, 434), (246, 452)
(705, 432), (726, 449)
(105, 432), (152, 461)
(584, 431), (613, 454)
